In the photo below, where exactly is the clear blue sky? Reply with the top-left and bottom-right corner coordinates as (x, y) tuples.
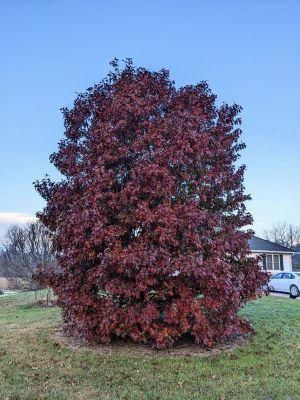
(0, 0), (299, 237)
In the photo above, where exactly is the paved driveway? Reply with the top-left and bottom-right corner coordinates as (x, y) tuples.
(270, 292), (300, 301)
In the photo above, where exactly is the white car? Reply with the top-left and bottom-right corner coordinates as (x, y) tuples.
(269, 272), (300, 298)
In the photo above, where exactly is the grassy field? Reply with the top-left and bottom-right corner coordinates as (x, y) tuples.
(0, 292), (299, 400)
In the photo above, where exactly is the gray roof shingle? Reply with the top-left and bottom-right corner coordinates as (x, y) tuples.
(248, 236), (294, 253)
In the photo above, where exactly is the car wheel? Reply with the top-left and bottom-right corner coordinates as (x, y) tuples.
(290, 285), (299, 299)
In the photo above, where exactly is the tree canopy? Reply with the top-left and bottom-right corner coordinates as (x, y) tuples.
(35, 60), (268, 348)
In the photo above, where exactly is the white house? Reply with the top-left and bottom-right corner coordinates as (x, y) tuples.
(248, 236), (294, 273)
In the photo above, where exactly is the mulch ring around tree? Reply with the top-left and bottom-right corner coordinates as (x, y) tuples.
(52, 331), (253, 357)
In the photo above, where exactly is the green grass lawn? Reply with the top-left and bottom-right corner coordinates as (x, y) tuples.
(0, 292), (299, 400)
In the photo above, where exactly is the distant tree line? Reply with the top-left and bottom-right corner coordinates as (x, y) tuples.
(0, 221), (58, 290)
(263, 221), (300, 250)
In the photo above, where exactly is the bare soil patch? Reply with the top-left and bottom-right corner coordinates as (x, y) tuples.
(53, 331), (252, 357)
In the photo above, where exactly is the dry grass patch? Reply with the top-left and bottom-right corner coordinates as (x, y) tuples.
(53, 331), (252, 357)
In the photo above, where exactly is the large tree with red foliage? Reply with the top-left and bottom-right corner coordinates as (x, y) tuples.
(35, 59), (268, 348)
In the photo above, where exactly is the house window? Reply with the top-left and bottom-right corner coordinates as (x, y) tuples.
(266, 254), (280, 270)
